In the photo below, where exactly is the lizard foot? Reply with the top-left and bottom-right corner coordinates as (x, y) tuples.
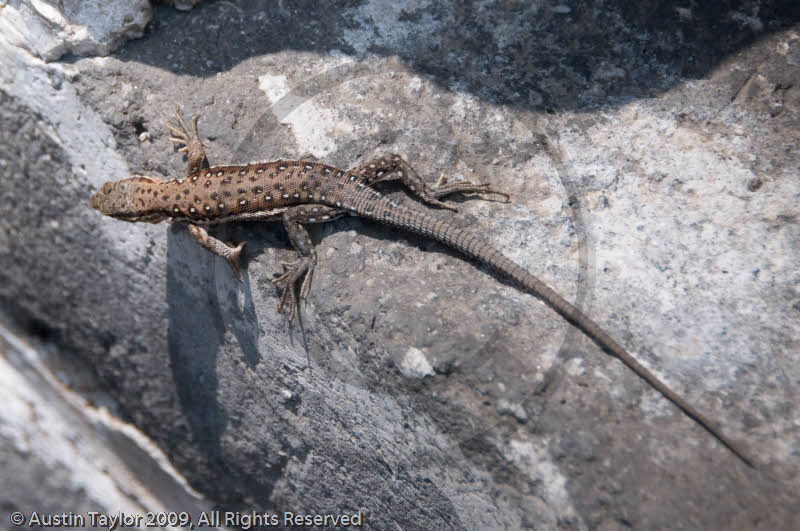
(163, 107), (208, 175)
(187, 224), (245, 280)
(272, 253), (317, 319)
(428, 176), (511, 211)
(163, 107), (202, 151)
(224, 242), (246, 281)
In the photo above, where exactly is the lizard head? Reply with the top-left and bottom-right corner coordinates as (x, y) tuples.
(90, 175), (168, 223)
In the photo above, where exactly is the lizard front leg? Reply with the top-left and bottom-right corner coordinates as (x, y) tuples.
(187, 224), (246, 280)
(163, 107), (209, 176)
(272, 205), (344, 318)
(347, 154), (510, 212)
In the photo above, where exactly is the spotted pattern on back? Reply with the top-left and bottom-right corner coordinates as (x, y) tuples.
(134, 160), (378, 222)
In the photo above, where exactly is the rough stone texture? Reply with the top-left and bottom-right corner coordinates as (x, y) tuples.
(1, 1), (799, 529)
(0, 325), (213, 526)
(154, 0), (205, 12)
(0, 0), (152, 62)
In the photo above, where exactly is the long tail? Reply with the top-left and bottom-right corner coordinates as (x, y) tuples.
(348, 191), (753, 467)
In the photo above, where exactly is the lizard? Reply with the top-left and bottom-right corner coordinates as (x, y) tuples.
(90, 108), (753, 467)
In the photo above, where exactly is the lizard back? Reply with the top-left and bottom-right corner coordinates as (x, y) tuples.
(128, 160), (366, 223)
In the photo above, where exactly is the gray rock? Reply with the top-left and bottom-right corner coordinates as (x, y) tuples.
(1, 1), (798, 529)
(0, 0), (152, 62)
(0, 325), (213, 526)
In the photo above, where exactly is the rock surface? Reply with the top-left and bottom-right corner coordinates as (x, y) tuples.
(1, 1), (799, 529)
(0, 0), (151, 62)
(0, 324), (213, 527)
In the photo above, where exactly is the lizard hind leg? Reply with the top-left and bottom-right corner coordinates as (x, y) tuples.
(162, 106), (210, 176)
(347, 154), (510, 212)
(272, 206), (341, 318)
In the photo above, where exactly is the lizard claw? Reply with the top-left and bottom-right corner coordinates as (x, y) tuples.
(163, 107), (204, 151)
(225, 242), (246, 281)
(422, 197), (459, 212)
(430, 181), (511, 204)
(163, 106), (208, 175)
(272, 253), (317, 319)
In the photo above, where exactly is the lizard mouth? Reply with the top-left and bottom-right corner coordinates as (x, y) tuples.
(107, 210), (168, 223)
(89, 190), (105, 211)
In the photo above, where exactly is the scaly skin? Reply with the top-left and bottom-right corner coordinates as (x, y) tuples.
(90, 108), (753, 467)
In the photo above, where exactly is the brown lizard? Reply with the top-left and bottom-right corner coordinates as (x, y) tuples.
(90, 108), (753, 467)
